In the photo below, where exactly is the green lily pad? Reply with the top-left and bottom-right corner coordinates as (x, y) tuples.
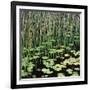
(43, 59), (54, 68)
(74, 68), (80, 71)
(74, 62), (80, 65)
(66, 69), (73, 74)
(57, 73), (65, 77)
(53, 64), (62, 71)
(61, 60), (69, 65)
(72, 72), (79, 76)
(42, 68), (53, 74)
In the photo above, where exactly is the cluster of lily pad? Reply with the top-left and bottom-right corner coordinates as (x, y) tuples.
(21, 42), (80, 78)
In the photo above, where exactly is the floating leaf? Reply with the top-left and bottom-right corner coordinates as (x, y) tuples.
(72, 72), (79, 76)
(42, 68), (53, 74)
(43, 59), (54, 68)
(66, 69), (73, 74)
(53, 64), (62, 71)
(74, 68), (80, 71)
(57, 73), (65, 77)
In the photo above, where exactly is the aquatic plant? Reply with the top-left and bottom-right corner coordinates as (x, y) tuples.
(20, 10), (80, 78)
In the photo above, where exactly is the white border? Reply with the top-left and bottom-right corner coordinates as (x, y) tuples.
(16, 6), (85, 85)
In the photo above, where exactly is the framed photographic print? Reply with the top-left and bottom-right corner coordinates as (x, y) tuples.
(11, 1), (88, 89)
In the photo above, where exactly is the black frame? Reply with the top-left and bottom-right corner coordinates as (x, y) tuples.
(11, 1), (88, 89)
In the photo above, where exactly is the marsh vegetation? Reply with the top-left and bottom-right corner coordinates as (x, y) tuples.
(20, 10), (80, 78)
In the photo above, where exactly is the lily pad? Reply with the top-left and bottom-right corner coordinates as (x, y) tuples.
(74, 68), (80, 71)
(42, 68), (53, 74)
(72, 72), (79, 76)
(43, 59), (54, 68)
(57, 73), (65, 77)
(74, 62), (80, 66)
(66, 69), (73, 74)
(53, 64), (62, 71)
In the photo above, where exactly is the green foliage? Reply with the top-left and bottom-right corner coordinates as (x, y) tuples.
(20, 10), (80, 78)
